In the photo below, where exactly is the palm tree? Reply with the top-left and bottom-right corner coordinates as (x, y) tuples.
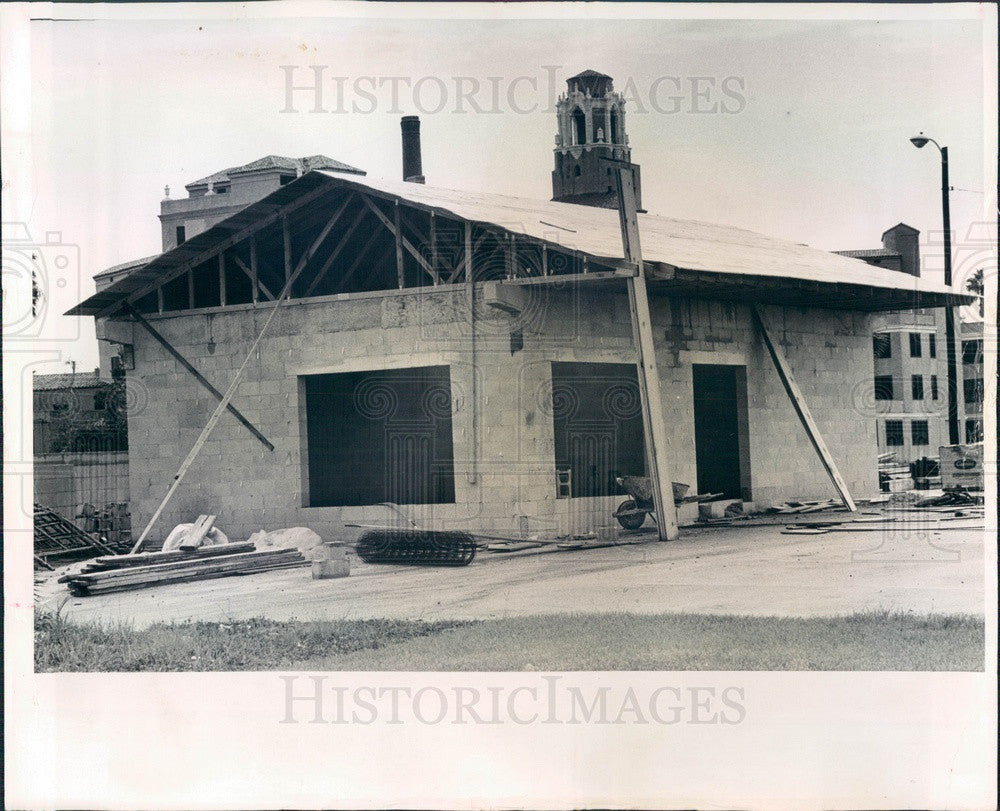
(964, 268), (983, 318)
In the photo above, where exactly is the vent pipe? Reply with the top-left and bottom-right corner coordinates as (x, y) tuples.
(401, 115), (425, 183)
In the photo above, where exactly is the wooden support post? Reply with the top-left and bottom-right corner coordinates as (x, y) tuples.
(542, 244), (548, 276)
(187, 270), (194, 309)
(157, 287), (164, 314)
(465, 219), (477, 484)
(303, 205), (369, 296)
(234, 255), (275, 301)
(430, 211), (439, 285)
(333, 226), (381, 294)
(393, 201), (405, 289)
(124, 304), (274, 452)
(249, 238), (259, 303)
(129, 227), (333, 553)
(612, 164), (678, 541)
(282, 215), (292, 292)
(751, 304), (857, 511)
(218, 254), (227, 307)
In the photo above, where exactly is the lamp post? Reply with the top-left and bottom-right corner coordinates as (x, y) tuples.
(910, 132), (960, 445)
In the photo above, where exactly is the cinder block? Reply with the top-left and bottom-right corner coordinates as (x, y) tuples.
(699, 499), (742, 520)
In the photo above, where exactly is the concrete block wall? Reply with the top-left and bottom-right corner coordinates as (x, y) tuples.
(120, 285), (878, 544)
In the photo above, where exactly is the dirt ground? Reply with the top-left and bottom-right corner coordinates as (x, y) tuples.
(36, 514), (986, 630)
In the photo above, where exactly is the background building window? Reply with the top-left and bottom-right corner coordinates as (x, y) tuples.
(176, 225), (186, 245)
(885, 420), (904, 446)
(874, 375), (894, 400)
(873, 333), (891, 359)
(911, 420), (929, 446)
(964, 378), (983, 404)
(931, 375), (938, 400)
(909, 332), (922, 357)
(911, 375), (924, 400)
(303, 366), (456, 507)
(928, 334), (936, 358)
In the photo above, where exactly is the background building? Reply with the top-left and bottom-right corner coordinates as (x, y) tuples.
(837, 225), (968, 464)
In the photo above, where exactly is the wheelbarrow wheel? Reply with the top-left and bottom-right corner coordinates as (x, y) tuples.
(615, 499), (646, 531)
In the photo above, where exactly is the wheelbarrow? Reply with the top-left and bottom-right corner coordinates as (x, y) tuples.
(613, 477), (690, 530)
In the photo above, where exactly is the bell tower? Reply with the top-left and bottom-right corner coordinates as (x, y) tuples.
(551, 70), (642, 210)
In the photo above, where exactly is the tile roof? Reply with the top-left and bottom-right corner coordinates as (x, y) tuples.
(186, 154), (364, 189)
(570, 69), (612, 80)
(33, 370), (103, 391)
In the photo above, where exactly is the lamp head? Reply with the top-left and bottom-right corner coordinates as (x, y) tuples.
(910, 133), (930, 149)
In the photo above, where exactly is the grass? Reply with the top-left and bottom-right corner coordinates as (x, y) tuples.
(35, 609), (984, 672)
(34, 612), (472, 672)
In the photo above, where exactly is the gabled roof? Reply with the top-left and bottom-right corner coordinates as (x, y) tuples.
(33, 371), (103, 391)
(186, 154), (364, 189)
(67, 170), (972, 318)
(882, 222), (919, 237)
(93, 254), (160, 280)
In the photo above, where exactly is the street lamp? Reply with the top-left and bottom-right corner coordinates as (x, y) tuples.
(910, 131), (960, 445)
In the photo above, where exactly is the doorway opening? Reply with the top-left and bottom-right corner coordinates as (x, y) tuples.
(692, 364), (751, 501)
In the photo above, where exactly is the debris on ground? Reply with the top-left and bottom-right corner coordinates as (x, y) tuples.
(59, 537), (308, 597)
(878, 453), (913, 493)
(912, 487), (984, 508)
(34, 503), (117, 568)
(767, 498), (841, 514)
(355, 529), (477, 566)
(161, 515), (229, 552)
(248, 526), (324, 556)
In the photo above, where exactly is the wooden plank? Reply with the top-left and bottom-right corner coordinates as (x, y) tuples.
(187, 269), (195, 309)
(282, 215), (292, 290)
(157, 286), (164, 314)
(751, 304), (857, 512)
(362, 195), (437, 282)
(393, 201), (405, 288)
(250, 236), (259, 303)
(130, 218), (336, 553)
(304, 204), (369, 296)
(430, 211), (439, 285)
(178, 514), (216, 551)
(332, 226), (382, 295)
(613, 164), (678, 541)
(218, 255), (227, 306)
(125, 305), (274, 452)
(233, 255), (275, 301)
(97, 183), (333, 317)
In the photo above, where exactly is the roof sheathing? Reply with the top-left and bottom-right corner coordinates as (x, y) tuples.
(67, 170), (969, 317)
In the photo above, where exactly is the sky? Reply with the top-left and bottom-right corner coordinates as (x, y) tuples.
(11, 6), (995, 373)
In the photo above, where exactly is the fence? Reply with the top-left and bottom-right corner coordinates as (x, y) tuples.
(33, 451), (130, 523)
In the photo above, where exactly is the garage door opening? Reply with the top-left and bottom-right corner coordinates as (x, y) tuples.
(302, 366), (456, 507)
(693, 364), (751, 501)
(550, 361), (646, 498)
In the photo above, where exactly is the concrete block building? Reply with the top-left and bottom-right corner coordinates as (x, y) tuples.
(69, 71), (970, 543)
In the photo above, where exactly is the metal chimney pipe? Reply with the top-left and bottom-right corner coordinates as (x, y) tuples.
(401, 115), (425, 183)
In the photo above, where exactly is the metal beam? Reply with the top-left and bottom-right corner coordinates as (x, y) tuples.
(751, 304), (857, 511)
(124, 304), (274, 451)
(612, 164), (678, 541)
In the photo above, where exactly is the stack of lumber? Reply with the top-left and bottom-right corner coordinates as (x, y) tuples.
(34, 503), (116, 569)
(59, 541), (308, 597)
(878, 453), (913, 493)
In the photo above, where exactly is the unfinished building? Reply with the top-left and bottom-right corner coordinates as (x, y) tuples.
(68, 73), (969, 543)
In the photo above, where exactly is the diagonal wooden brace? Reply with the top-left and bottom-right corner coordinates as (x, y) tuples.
(124, 304), (274, 451)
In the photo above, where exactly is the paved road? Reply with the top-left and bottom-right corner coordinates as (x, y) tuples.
(40, 519), (986, 630)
